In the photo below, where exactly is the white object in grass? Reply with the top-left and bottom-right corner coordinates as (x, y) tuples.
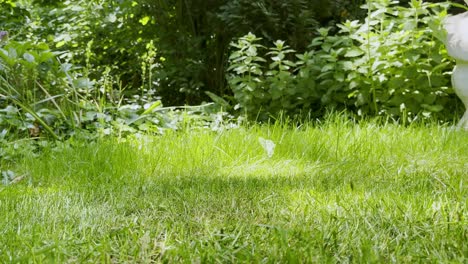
(443, 12), (468, 129)
(258, 137), (275, 158)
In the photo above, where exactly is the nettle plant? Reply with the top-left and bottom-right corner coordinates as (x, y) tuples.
(227, 33), (267, 115)
(228, 34), (308, 119)
(227, 0), (456, 121)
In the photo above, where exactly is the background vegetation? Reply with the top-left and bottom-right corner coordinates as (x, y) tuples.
(0, 0), (466, 139)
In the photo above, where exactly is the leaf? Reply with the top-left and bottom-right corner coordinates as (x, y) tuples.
(321, 63), (334, 72)
(55, 41), (66, 48)
(283, 60), (296, 67)
(36, 43), (50, 50)
(139, 16), (151, 26)
(37, 51), (55, 63)
(334, 72), (345, 82)
(345, 48), (364, 57)
(141, 101), (162, 115)
(73, 78), (94, 89)
(428, 20), (446, 43)
(7, 47), (17, 59)
(23, 52), (35, 63)
(421, 104), (444, 112)
(205, 91), (230, 108)
(341, 61), (354, 71)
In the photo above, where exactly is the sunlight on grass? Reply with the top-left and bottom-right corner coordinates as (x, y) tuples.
(0, 119), (467, 262)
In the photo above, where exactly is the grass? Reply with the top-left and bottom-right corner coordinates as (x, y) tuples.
(0, 117), (467, 263)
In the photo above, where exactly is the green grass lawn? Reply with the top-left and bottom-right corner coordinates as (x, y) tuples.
(1, 119), (467, 263)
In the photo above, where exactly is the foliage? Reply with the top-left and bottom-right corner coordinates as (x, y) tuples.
(0, 0), (240, 148)
(0, 39), (68, 139)
(227, 0), (457, 121)
(38, 0), (362, 105)
(0, 0), (465, 141)
(1, 0), (367, 106)
(0, 0), (30, 36)
(0, 38), (239, 145)
(218, 0), (319, 52)
(28, 0), (157, 90)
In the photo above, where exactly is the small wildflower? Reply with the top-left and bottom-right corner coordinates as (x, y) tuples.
(0, 31), (8, 42)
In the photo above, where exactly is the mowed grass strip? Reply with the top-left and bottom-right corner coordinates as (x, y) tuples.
(1, 120), (467, 263)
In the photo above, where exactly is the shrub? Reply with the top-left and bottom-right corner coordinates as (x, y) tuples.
(227, 0), (457, 121)
(0, 38), (237, 142)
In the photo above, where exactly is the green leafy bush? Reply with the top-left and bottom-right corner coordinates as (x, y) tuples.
(33, 0), (156, 88)
(0, 37), (236, 142)
(227, 0), (457, 121)
(2, 0), (367, 106)
(0, 39), (70, 139)
(0, 1), (30, 37)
